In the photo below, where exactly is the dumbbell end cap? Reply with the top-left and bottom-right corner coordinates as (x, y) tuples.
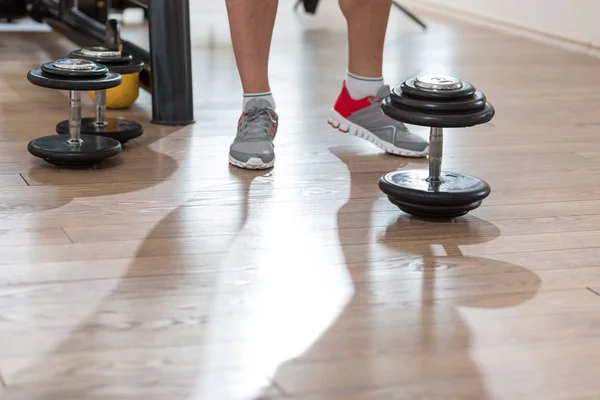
(414, 75), (463, 91)
(52, 58), (97, 71)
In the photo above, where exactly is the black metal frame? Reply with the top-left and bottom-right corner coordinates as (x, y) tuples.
(38, 0), (194, 126)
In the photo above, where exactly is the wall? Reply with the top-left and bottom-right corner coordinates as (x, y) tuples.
(408, 0), (600, 48)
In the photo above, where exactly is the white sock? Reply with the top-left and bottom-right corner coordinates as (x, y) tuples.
(346, 72), (384, 100)
(243, 92), (276, 111)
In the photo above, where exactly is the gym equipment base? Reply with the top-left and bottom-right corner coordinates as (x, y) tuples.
(56, 118), (143, 143)
(28, 135), (122, 167)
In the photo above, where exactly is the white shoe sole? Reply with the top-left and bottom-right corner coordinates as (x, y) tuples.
(328, 110), (429, 158)
(229, 155), (275, 170)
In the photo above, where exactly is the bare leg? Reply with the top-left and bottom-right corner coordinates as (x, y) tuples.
(339, 0), (392, 78)
(329, 0), (429, 158)
(225, 0), (278, 94)
(226, 0), (279, 170)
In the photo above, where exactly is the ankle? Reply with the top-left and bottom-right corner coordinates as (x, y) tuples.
(346, 71), (384, 99)
(243, 92), (276, 111)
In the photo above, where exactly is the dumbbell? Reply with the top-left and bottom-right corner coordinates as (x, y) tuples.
(27, 58), (123, 167)
(378, 75), (495, 219)
(54, 46), (144, 144)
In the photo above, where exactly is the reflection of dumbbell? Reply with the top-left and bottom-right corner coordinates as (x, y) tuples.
(27, 58), (123, 167)
(55, 46), (144, 144)
(378, 75), (495, 219)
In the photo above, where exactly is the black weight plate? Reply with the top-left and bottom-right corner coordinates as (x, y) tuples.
(69, 50), (143, 74)
(379, 170), (491, 206)
(400, 79), (477, 100)
(27, 134), (122, 167)
(381, 97), (495, 128)
(40, 61), (109, 78)
(27, 69), (122, 91)
(69, 48), (133, 65)
(106, 59), (145, 75)
(56, 118), (144, 144)
(389, 89), (487, 113)
(387, 196), (482, 219)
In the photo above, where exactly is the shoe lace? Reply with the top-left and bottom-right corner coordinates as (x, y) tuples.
(372, 89), (389, 104)
(240, 108), (276, 140)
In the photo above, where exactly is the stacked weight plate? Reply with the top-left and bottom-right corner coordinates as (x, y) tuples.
(55, 46), (145, 144)
(27, 58), (123, 167)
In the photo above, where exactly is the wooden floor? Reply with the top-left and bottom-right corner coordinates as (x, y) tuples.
(2, 2), (600, 399)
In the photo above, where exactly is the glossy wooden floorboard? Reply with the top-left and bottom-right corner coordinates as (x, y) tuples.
(2, 1), (600, 399)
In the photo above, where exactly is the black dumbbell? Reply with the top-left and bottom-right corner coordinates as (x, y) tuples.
(378, 75), (495, 219)
(54, 46), (145, 144)
(27, 58), (123, 167)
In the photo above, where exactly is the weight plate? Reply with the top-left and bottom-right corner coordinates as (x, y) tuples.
(70, 49), (133, 65)
(105, 59), (145, 75)
(401, 78), (476, 99)
(387, 196), (483, 218)
(40, 60), (108, 78)
(81, 46), (122, 58)
(27, 134), (122, 167)
(389, 89), (487, 113)
(27, 69), (122, 91)
(414, 75), (463, 91)
(56, 118), (144, 144)
(379, 170), (491, 206)
(381, 97), (495, 128)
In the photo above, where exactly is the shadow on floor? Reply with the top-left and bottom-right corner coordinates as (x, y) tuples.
(0, 32), (181, 213)
(1, 165), (263, 399)
(251, 145), (541, 399)
(1, 143), (541, 399)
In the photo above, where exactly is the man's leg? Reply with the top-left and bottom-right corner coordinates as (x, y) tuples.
(226, 0), (279, 169)
(329, 0), (429, 157)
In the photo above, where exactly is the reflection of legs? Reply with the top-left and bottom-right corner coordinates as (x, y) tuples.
(329, 0), (429, 157)
(226, 0), (279, 170)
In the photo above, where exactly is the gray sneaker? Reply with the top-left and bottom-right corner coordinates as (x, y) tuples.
(229, 98), (278, 169)
(328, 84), (429, 157)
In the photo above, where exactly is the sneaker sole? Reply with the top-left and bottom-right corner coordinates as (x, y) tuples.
(229, 155), (275, 170)
(328, 110), (429, 158)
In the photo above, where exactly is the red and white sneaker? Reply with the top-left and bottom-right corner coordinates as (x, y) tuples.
(328, 82), (429, 157)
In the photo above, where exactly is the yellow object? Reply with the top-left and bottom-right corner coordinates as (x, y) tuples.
(89, 72), (140, 109)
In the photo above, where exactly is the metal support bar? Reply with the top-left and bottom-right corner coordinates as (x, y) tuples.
(96, 0), (111, 25)
(392, 1), (427, 30)
(59, 0), (74, 16)
(147, 0), (195, 125)
(125, 0), (149, 8)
